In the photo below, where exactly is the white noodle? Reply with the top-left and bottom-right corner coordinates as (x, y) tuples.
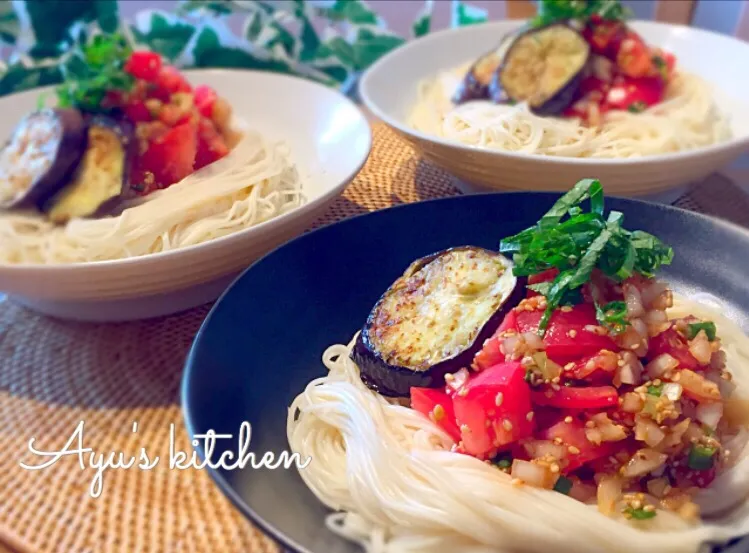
(409, 67), (730, 158)
(287, 295), (749, 553)
(0, 130), (304, 264)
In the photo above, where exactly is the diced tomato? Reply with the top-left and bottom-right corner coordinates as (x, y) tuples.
(649, 328), (700, 369)
(410, 388), (461, 442)
(125, 51), (163, 82)
(154, 65), (192, 96)
(496, 309), (519, 334)
(516, 308), (544, 334)
(583, 20), (625, 57)
(543, 304), (618, 362)
(473, 336), (503, 371)
(194, 85), (218, 118)
(616, 32), (654, 78)
(194, 118), (229, 170)
(605, 76), (664, 113)
(137, 121), (197, 187)
(452, 361), (534, 459)
(570, 349), (619, 380)
(532, 385), (619, 410)
(542, 420), (617, 472)
(124, 100), (151, 123)
(158, 103), (193, 127)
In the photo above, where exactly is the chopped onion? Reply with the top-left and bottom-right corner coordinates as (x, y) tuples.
(696, 401), (723, 429)
(683, 422), (705, 443)
(618, 325), (647, 356)
(590, 413), (628, 442)
(523, 331), (544, 351)
(709, 350), (727, 371)
(662, 382), (683, 402)
(663, 418), (691, 448)
(647, 477), (670, 498)
(615, 351), (643, 386)
(585, 427), (603, 445)
(621, 392), (644, 413)
(625, 284), (645, 318)
(447, 368), (470, 393)
(511, 459), (556, 489)
(532, 351), (562, 381)
(641, 280), (669, 306)
(646, 353), (679, 379)
(623, 448), (667, 477)
(524, 440), (567, 461)
(680, 369), (721, 403)
(569, 479), (597, 503)
(644, 309), (668, 326)
(597, 475), (622, 515)
(689, 331), (712, 365)
(635, 417), (666, 448)
(705, 370), (736, 398)
(501, 334), (520, 357)
(632, 317), (649, 340)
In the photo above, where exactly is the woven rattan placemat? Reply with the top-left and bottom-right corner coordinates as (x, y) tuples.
(0, 122), (747, 553)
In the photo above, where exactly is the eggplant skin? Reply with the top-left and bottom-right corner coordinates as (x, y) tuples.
(0, 108), (86, 210)
(351, 246), (521, 397)
(493, 23), (590, 115)
(44, 115), (136, 224)
(453, 33), (516, 104)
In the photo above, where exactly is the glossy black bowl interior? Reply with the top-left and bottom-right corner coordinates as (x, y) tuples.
(183, 193), (749, 553)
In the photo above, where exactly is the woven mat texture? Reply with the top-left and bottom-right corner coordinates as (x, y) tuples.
(0, 122), (747, 553)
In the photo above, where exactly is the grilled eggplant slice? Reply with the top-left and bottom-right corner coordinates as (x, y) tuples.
(495, 23), (590, 115)
(352, 247), (519, 397)
(453, 33), (516, 103)
(44, 115), (135, 224)
(0, 108), (86, 210)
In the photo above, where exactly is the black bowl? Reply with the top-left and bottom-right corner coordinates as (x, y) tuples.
(183, 193), (749, 553)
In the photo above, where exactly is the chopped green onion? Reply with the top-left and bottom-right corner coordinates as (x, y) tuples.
(627, 101), (647, 113)
(553, 475), (573, 495)
(647, 384), (663, 397)
(686, 321), (717, 341)
(624, 507), (657, 520)
(495, 453), (513, 469)
(687, 444), (717, 471)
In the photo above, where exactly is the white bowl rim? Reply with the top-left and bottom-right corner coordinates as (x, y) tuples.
(360, 19), (749, 167)
(0, 69), (372, 273)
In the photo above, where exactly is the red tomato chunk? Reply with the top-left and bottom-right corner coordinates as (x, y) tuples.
(410, 388), (461, 442)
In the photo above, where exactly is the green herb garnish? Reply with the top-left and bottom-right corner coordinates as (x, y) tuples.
(624, 507), (657, 520)
(652, 55), (668, 80)
(553, 475), (573, 495)
(595, 300), (629, 335)
(524, 367), (534, 384)
(500, 179), (674, 335)
(686, 321), (717, 341)
(532, 0), (631, 27)
(55, 32), (133, 112)
(627, 101), (647, 113)
(647, 384), (663, 397)
(687, 444), (717, 471)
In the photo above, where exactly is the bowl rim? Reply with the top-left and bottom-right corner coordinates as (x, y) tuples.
(0, 68), (372, 273)
(182, 189), (749, 553)
(360, 18), (749, 167)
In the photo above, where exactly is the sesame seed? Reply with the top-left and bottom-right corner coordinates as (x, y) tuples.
(653, 379), (662, 386)
(432, 404), (445, 422)
(672, 372), (681, 382)
(617, 359), (625, 367)
(568, 446), (581, 454)
(568, 329), (578, 338)
(564, 416), (573, 423)
(503, 419), (513, 431)
(643, 505), (655, 513)
(561, 306), (573, 312)
(551, 383), (561, 391)
(564, 362), (575, 371)
(631, 500), (642, 510)
(585, 421), (595, 428)
(444, 373), (455, 382)
(526, 411), (535, 421)
(460, 424), (471, 434)
(553, 437), (563, 445)
(552, 376), (561, 384)
(550, 463), (560, 474)
(495, 392), (504, 407)
(511, 478), (523, 486)
(457, 388), (468, 397)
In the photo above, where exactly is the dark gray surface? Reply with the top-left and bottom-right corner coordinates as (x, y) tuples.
(183, 192), (749, 553)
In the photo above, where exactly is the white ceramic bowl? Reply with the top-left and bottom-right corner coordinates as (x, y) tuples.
(361, 20), (749, 198)
(0, 70), (371, 321)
